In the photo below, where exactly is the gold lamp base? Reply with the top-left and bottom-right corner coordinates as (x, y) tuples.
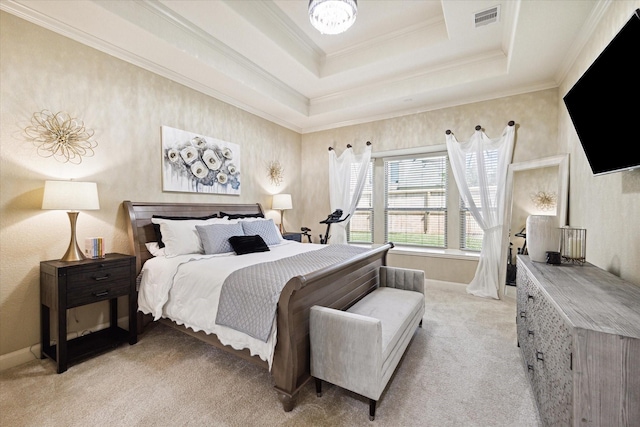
(279, 210), (286, 234)
(60, 211), (86, 262)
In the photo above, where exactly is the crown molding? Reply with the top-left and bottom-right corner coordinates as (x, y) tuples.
(554, 0), (612, 87)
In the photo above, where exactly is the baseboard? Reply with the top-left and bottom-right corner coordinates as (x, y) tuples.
(425, 279), (516, 300)
(503, 285), (517, 300)
(0, 316), (129, 372)
(0, 345), (40, 372)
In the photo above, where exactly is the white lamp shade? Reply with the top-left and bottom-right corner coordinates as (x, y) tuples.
(42, 181), (100, 210)
(272, 193), (292, 210)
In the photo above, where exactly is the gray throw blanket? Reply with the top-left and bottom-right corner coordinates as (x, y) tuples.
(216, 244), (369, 342)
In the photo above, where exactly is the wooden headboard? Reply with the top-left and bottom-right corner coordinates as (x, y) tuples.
(123, 201), (264, 274)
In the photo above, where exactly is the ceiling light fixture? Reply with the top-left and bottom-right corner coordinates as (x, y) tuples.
(308, 0), (357, 35)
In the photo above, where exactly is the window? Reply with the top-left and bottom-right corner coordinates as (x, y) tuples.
(384, 154), (447, 248)
(347, 161), (373, 243)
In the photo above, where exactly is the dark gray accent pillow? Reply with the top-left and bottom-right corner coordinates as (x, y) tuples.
(228, 235), (270, 255)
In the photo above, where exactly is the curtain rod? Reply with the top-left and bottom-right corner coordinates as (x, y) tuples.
(328, 141), (371, 151)
(445, 121), (515, 135)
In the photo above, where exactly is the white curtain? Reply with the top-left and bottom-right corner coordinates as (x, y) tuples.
(446, 125), (515, 299)
(328, 144), (372, 244)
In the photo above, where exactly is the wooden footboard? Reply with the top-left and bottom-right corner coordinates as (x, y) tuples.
(123, 201), (392, 411)
(272, 243), (392, 410)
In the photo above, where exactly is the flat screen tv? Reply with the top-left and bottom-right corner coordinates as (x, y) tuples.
(563, 8), (640, 176)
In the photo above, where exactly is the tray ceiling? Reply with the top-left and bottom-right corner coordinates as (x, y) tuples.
(2, 0), (603, 133)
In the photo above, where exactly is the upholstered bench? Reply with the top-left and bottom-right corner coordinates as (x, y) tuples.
(310, 266), (425, 421)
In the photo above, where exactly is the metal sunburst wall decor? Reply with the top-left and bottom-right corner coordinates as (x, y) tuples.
(24, 110), (98, 164)
(267, 160), (284, 186)
(531, 190), (557, 211)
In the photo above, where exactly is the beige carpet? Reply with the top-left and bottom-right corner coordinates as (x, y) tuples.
(1, 283), (540, 426)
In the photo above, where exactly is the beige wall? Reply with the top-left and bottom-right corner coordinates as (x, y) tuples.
(388, 253), (479, 285)
(0, 12), (301, 359)
(299, 90), (560, 283)
(558, 1), (640, 284)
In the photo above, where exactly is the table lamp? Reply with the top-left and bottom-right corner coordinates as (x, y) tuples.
(42, 180), (100, 261)
(272, 193), (292, 234)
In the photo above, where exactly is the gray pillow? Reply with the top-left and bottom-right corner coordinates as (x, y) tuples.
(240, 219), (281, 246)
(196, 222), (244, 254)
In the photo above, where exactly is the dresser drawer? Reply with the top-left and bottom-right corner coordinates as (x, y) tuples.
(530, 289), (573, 427)
(516, 262), (536, 365)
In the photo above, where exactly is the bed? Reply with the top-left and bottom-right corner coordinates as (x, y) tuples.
(123, 200), (393, 411)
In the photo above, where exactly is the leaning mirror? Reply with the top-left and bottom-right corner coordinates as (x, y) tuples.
(499, 154), (569, 298)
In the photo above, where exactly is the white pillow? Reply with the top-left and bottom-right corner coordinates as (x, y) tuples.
(151, 217), (229, 257)
(145, 242), (166, 257)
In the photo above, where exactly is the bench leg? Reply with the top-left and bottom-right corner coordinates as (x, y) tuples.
(369, 399), (377, 421)
(315, 378), (322, 397)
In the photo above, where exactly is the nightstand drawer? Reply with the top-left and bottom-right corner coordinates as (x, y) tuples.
(66, 263), (131, 289)
(66, 280), (130, 307)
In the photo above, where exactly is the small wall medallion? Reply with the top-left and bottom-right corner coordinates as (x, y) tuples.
(267, 160), (284, 186)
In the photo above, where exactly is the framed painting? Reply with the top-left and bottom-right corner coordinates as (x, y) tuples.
(161, 126), (240, 195)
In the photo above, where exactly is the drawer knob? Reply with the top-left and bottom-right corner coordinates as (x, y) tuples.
(527, 294), (534, 301)
(93, 274), (111, 281)
(520, 311), (526, 319)
(93, 290), (109, 297)
(527, 364), (534, 372)
(528, 330), (534, 337)
(536, 351), (544, 362)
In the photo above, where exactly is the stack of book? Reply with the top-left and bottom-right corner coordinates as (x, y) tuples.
(84, 237), (105, 259)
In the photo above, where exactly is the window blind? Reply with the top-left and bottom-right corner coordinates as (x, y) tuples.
(384, 154), (447, 247)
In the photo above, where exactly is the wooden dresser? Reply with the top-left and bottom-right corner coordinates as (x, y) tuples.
(516, 255), (640, 426)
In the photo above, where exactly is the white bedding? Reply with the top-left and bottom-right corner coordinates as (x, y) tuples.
(137, 240), (324, 369)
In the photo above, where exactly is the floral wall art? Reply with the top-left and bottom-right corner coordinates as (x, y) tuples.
(161, 126), (240, 194)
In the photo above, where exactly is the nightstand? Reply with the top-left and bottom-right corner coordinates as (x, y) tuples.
(282, 232), (302, 242)
(40, 253), (137, 373)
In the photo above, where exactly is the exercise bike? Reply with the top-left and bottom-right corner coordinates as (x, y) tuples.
(318, 209), (350, 244)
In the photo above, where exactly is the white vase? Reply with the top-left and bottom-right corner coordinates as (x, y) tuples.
(526, 215), (560, 263)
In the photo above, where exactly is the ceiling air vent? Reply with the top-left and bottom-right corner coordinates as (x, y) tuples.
(475, 5), (500, 28)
